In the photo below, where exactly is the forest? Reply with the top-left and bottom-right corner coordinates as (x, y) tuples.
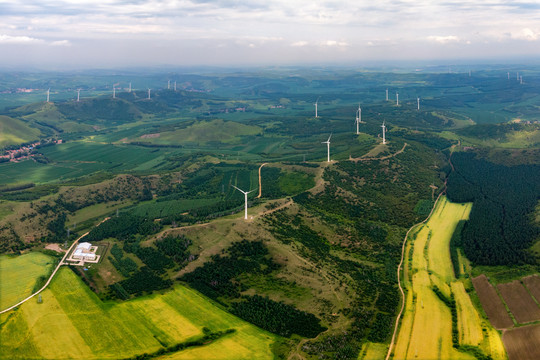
(447, 151), (540, 265)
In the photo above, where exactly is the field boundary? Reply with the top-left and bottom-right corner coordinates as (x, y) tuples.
(0, 217), (109, 314)
(385, 190), (444, 360)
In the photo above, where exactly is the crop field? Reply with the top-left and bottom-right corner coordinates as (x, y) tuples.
(131, 198), (218, 218)
(497, 280), (540, 324)
(451, 282), (483, 346)
(522, 275), (540, 302)
(471, 275), (514, 329)
(502, 324), (540, 360)
(0, 267), (276, 359)
(0, 252), (54, 310)
(0, 142), (180, 185)
(394, 197), (477, 360)
(394, 197), (505, 360)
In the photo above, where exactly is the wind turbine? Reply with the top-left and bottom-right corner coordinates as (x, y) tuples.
(231, 185), (256, 220)
(174, 81), (177, 91)
(322, 134), (332, 162)
(46, 88), (50, 103)
(355, 105), (362, 134)
(520, 75), (523, 84)
(417, 97), (420, 110)
(381, 121), (387, 144)
(76, 89), (81, 102)
(507, 72), (510, 80)
(113, 86), (116, 99)
(129, 82), (132, 93)
(167, 80), (170, 90)
(386, 88), (389, 101)
(314, 97), (320, 118)
(396, 92), (399, 106)
(147, 88), (151, 100)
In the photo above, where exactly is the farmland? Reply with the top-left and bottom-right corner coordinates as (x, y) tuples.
(523, 275), (540, 302)
(502, 325), (540, 360)
(393, 197), (505, 360)
(497, 280), (540, 324)
(0, 252), (55, 310)
(0, 267), (276, 359)
(471, 275), (514, 329)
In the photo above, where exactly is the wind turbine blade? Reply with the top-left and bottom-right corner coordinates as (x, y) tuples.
(247, 189), (257, 194)
(327, 134), (332, 142)
(231, 184), (247, 194)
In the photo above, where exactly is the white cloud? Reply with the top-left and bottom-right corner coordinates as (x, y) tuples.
(51, 40), (71, 46)
(511, 28), (540, 41)
(0, 34), (43, 44)
(323, 40), (349, 47)
(291, 41), (308, 47)
(427, 35), (461, 44)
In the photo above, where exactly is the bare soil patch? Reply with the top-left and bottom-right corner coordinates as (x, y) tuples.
(472, 274), (513, 329)
(45, 243), (65, 253)
(503, 324), (540, 360)
(497, 280), (540, 324)
(523, 274), (540, 303)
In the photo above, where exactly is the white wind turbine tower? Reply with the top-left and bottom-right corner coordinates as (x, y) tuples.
(355, 105), (362, 134)
(231, 185), (256, 220)
(322, 134), (332, 162)
(417, 97), (420, 110)
(113, 86), (116, 99)
(168, 80), (170, 90)
(77, 89), (81, 102)
(174, 81), (177, 91)
(386, 88), (389, 101)
(314, 97), (320, 118)
(507, 72), (510, 80)
(381, 121), (387, 144)
(396, 92), (399, 106)
(46, 88), (50, 103)
(147, 88), (151, 100)
(129, 82), (132, 93)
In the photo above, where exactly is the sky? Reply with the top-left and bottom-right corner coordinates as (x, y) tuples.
(1, 0), (540, 69)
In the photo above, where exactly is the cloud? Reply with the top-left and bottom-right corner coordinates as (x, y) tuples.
(323, 40), (349, 47)
(0, 34), (43, 44)
(427, 35), (461, 44)
(51, 39), (71, 46)
(512, 28), (540, 41)
(291, 41), (308, 47)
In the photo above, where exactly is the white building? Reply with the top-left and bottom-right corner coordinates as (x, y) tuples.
(73, 242), (97, 261)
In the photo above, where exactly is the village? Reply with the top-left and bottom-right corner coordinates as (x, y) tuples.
(0, 138), (62, 163)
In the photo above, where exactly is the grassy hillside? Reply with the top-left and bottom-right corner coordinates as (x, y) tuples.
(0, 115), (41, 147)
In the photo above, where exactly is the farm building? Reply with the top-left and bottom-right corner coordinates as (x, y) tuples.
(73, 242), (97, 261)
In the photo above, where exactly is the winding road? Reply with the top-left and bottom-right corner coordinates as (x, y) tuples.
(0, 217), (110, 315)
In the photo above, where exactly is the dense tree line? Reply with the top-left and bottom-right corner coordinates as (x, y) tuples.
(447, 152), (540, 265)
(85, 213), (162, 242)
(231, 295), (326, 338)
(112, 267), (172, 297)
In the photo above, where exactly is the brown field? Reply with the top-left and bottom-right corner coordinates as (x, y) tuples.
(472, 275), (513, 329)
(503, 324), (540, 360)
(522, 275), (540, 303)
(497, 280), (540, 324)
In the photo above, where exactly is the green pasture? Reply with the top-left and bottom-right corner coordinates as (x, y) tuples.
(0, 252), (55, 310)
(0, 267), (277, 359)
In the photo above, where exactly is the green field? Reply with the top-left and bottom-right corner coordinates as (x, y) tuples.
(0, 267), (277, 359)
(0, 115), (41, 147)
(393, 197), (505, 360)
(0, 252), (55, 310)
